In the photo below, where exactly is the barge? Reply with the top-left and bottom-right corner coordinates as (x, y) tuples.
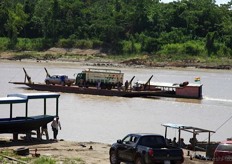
(9, 68), (203, 99)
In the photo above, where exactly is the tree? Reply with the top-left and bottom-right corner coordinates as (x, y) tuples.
(4, 3), (28, 48)
(205, 32), (216, 56)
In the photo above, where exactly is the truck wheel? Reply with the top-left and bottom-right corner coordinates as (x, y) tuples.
(110, 150), (120, 164)
(135, 157), (145, 164)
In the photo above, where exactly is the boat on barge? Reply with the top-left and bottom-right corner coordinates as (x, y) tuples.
(0, 92), (60, 140)
(9, 68), (203, 99)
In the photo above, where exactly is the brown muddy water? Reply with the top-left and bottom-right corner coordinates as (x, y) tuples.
(0, 60), (232, 144)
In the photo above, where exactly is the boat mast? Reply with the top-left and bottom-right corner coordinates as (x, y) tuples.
(23, 68), (32, 84)
(144, 75), (153, 90)
(44, 67), (51, 77)
(128, 76), (135, 90)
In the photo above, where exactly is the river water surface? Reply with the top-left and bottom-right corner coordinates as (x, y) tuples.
(1, 60), (232, 144)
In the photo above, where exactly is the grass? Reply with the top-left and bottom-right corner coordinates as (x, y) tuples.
(0, 149), (85, 164)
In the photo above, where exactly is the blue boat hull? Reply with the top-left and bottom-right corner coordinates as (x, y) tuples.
(0, 115), (55, 133)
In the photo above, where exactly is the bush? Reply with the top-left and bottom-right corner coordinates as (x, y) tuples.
(159, 43), (183, 55)
(183, 41), (204, 56)
(57, 38), (75, 48)
(92, 39), (103, 49)
(121, 40), (141, 54)
(11, 38), (53, 51)
(0, 37), (9, 51)
(74, 40), (93, 49)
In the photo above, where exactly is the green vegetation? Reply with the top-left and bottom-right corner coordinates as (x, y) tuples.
(0, 0), (232, 63)
(33, 157), (56, 164)
(0, 150), (85, 164)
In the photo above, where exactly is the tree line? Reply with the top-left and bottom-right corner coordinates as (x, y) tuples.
(0, 0), (232, 58)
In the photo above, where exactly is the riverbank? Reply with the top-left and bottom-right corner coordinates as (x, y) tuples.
(0, 137), (213, 164)
(0, 48), (231, 70)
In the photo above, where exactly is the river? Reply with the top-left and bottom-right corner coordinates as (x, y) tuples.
(0, 60), (232, 144)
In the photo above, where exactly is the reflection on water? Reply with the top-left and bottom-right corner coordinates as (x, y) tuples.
(0, 60), (232, 144)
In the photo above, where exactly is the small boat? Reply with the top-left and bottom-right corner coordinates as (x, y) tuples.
(162, 123), (218, 159)
(0, 92), (60, 140)
(9, 68), (203, 99)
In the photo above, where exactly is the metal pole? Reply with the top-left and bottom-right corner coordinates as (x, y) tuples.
(164, 127), (167, 139)
(10, 103), (13, 119)
(178, 128), (181, 147)
(56, 97), (59, 117)
(26, 102), (28, 118)
(44, 98), (46, 115)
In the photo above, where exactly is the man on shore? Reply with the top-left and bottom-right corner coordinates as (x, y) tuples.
(40, 124), (49, 140)
(51, 117), (61, 141)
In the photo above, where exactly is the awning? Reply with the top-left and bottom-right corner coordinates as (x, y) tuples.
(162, 123), (215, 134)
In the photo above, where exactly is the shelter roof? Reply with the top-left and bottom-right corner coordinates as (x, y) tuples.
(162, 123), (215, 134)
(0, 96), (28, 104)
(7, 93), (60, 99)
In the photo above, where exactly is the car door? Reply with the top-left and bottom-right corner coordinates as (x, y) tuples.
(117, 135), (137, 162)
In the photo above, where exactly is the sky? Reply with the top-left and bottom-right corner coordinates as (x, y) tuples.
(161, 0), (230, 5)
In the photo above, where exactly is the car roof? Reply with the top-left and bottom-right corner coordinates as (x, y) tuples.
(52, 74), (67, 76)
(220, 140), (232, 144)
(128, 133), (164, 137)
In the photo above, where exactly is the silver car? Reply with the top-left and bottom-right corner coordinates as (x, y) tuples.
(45, 74), (75, 86)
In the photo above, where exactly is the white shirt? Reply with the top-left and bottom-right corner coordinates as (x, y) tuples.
(51, 119), (61, 130)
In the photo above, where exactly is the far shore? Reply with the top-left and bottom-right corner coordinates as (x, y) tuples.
(0, 48), (231, 70)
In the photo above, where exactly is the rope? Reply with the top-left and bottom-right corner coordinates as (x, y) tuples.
(203, 115), (232, 141)
(215, 115), (232, 132)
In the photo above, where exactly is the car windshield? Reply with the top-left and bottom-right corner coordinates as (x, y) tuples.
(217, 144), (232, 151)
(139, 136), (166, 148)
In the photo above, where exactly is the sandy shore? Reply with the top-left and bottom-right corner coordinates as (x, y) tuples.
(0, 137), (213, 164)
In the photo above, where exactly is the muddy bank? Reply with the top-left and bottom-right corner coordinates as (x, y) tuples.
(0, 48), (231, 70)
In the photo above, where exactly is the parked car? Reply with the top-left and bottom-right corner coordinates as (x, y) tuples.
(213, 140), (232, 164)
(45, 74), (75, 86)
(109, 133), (184, 164)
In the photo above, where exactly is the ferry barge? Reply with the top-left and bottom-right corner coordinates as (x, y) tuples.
(9, 68), (203, 99)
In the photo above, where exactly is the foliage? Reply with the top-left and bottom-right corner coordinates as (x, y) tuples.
(33, 157), (56, 164)
(0, 0), (231, 60)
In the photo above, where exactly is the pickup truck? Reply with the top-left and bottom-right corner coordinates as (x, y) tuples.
(109, 133), (184, 164)
(45, 74), (75, 86)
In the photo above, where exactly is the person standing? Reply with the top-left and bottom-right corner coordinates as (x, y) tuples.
(125, 80), (129, 91)
(51, 117), (61, 141)
(40, 124), (49, 140)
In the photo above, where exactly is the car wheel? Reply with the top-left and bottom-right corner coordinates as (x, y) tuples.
(135, 157), (145, 164)
(110, 150), (120, 164)
(45, 81), (50, 85)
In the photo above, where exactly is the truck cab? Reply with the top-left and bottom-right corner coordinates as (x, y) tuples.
(75, 73), (86, 86)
